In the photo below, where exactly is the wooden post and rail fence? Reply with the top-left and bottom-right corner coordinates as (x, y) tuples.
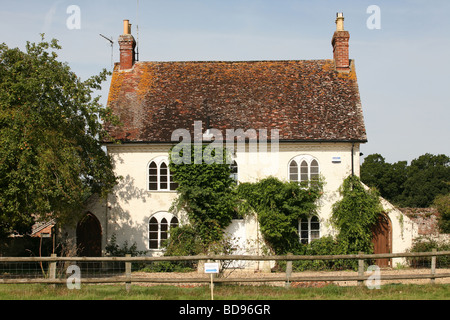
(0, 250), (449, 288)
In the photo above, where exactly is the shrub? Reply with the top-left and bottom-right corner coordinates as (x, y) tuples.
(290, 236), (356, 271)
(408, 237), (450, 268)
(105, 234), (147, 257)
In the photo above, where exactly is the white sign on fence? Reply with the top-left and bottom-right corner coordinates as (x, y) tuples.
(204, 263), (220, 274)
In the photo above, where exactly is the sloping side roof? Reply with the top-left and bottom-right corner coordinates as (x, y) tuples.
(105, 59), (367, 143)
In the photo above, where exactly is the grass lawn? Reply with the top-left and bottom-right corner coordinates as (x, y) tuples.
(0, 283), (449, 300)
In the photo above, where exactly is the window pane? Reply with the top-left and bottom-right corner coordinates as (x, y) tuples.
(149, 240), (158, 249)
(311, 216), (320, 241)
(300, 219), (309, 244)
(300, 231), (309, 244)
(149, 217), (159, 249)
(160, 163), (168, 175)
(170, 217), (179, 229)
(149, 217), (158, 232)
(149, 162), (158, 175)
(310, 160), (319, 181)
(310, 231), (320, 241)
(289, 161), (298, 182)
(160, 218), (168, 242)
(160, 183), (168, 190)
(149, 162), (158, 190)
(161, 218), (168, 231)
(311, 216), (320, 231)
(149, 183), (158, 191)
(301, 220), (309, 231)
(300, 161), (309, 182)
(160, 163), (168, 189)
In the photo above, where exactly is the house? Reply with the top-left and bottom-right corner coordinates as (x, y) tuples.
(70, 14), (418, 267)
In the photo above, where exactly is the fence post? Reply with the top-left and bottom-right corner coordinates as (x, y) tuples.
(285, 253), (293, 288)
(431, 249), (437, 285)
(358, 252), (364, 287)
(49, 254), (57, 288)
(125, 254), (132, 292)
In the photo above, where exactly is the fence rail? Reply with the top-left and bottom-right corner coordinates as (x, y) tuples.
(1, 250), (449, 288)
(1, 250), (449, 262)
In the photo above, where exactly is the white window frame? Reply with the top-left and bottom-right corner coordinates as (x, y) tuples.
(147, 156), (177, 192)
(148, 212), (179, 250)
(298, 216), (321, 244)
(288, 155), (320, 185)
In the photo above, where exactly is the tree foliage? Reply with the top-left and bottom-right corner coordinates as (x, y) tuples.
(360, 154), (407, 204)
(331, 175), (383, 254)
(0, 37), (119, 238)
(361, 153), (450, 208)
(433, 193), (450, 233)
(402, 154), (450, 208)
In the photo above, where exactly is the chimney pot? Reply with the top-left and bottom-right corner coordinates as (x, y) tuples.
(335, 12), (345, 32)
(123, 20), (130, 35)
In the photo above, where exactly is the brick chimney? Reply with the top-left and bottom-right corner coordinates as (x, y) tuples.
(331, 13), (350, 72)
(118, 20), (136, 70)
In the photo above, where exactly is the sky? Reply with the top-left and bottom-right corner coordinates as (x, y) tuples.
(1, 0), (449, 164)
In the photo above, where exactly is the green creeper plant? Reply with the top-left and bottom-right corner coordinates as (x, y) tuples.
(331, 175), (383, 255)
(169, 145), (237, 250)
(238, 177), (323, 255)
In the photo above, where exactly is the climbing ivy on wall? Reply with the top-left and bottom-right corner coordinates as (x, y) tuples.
(169, 144), (382, 259)
(169, 145), (237, 250)
(238, 177), (323, 255)
(331, 175), (383, 255)
(169, 142), (324, 255)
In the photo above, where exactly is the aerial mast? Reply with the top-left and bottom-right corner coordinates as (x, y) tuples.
(99, 34), (114, 69)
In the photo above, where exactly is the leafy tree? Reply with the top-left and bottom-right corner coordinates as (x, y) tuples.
(169, 145), (237, 249)
(401, 154), (450, 207)
(331, 175), (383, 255)
(0, 37), (118, 239)
(361, 153), (450, 208)
(360, 154), (407, 204)
(433, 193), (450, 233)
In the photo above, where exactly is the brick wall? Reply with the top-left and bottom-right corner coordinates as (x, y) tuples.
(400, 208), (441, 236)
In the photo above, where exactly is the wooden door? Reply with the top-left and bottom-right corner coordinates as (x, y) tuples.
(371, 213), (392, 268)
(77, 213), (102, 257)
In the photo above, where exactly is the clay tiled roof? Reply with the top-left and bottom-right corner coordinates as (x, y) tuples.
(105, 59), (367, 143)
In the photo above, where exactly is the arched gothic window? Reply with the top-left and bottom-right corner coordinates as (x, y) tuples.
(289, 155), (320, 186)
(148, 212), (179, 249)
(148, 158), (178, 191)
(299, 216), (320, 244)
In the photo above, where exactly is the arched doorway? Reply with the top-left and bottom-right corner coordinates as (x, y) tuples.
(77, 213), (102, 257)
(371, 213), (392, 268)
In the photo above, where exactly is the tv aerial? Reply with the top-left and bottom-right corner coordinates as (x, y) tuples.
(99, 34), (114, 69)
